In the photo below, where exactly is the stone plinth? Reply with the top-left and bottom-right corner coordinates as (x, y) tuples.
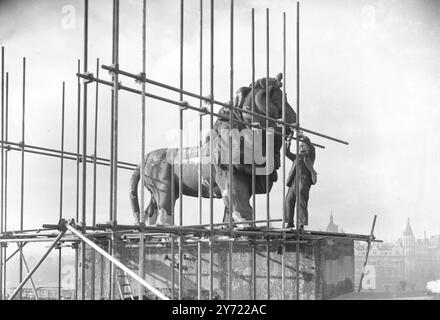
(80, 237), (354, 300)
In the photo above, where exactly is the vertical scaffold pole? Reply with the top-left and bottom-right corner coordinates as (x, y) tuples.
(58, 81), (65, 300)
(281, 12), (287, 301)
(91, 57), (99, 300)
(178, 0), (184, 227)
(170, 158), (175, 297)
(209, 0), (214, 301)
(112, 0), (119, 235)
(178, 237), (183, 300)
(75, 59), (81, 300)
(81, 0), (89, 300)
(110, 0), (120, 300)
(197, 0), (203, 301)
(19, 56), (26, 300)
(265, 8), (270, 226)
(178, 0), (184, 300)
(91, 57), (100, 300)
(171, 235), (175, 299)
(111, 0), (119, 225)
(139, 0), (147, 301)
(108, 0), (116, 301)
(295, 1), (301, 301)
(265, 8), (271, 301)
(250, 8), (256, 301)
(169, 0), (177, 297)
(227, 0), (234, 301)
(0, 46), (4, 301)
(2, 71), (8, 300)
(99, 254), (104, 298)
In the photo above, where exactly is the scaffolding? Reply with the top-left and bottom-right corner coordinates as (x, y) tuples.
(0, 0), (378, 300)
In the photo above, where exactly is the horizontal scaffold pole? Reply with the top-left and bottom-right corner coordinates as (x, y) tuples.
(96, 218), (283, 231)
(100, 65), (348, 146)
(0, 140), (136, 170)
(0, 219), (383, 244)
(1, 223), (381, 243)
(184, 218), (282, 229)
(102, 65), (295, 131)
(77, 72), (326, 149)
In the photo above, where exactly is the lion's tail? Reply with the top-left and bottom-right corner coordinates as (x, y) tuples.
(129, 164), (142, 218)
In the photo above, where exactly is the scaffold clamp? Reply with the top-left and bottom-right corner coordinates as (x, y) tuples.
(203, 94), (214, 105)
(199, 106), (209, 115)
(106, 220), (117, 230)
(138, 222), (146, 232)
(180, 101), (189, 111)
(82, 72), (94, 84)
(135, 72), (146, 84)
(107, 64), (118, 76)
(57, 218), (68, 232)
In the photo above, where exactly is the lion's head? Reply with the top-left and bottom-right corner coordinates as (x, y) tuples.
(235, 73), (296, 127)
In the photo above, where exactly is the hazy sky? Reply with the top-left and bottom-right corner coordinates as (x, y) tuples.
(1, 0), (440, 243)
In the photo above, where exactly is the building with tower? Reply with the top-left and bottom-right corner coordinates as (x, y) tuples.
(325, 213), (345, 233)
(348, 216), (440, 292)
(402, 218), (416, 280)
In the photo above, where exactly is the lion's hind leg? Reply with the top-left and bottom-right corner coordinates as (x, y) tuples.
(155, 185), (176, 226)
(145, 196), (159, 226)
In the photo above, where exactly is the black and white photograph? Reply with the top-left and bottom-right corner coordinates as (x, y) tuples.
(0, 0), (440, 306)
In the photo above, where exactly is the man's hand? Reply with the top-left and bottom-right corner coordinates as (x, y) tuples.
(286, 139), (291, 150)
(299, 133), (310, 143)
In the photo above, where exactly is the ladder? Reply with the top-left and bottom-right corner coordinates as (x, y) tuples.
(116, 270), (135, 300)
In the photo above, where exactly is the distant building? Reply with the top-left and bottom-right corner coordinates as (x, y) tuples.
(325, 214), (344, 233)
(354, 217), (440, 292)
(402, 218), (416, 279)
(6, 286), (74, 300)
(355, 239), (405, 291)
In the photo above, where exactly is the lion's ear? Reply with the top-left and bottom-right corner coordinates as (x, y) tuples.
(276, 73), (283, 82)
(235, 87), (251, 108)
(257, 79), (266, 89)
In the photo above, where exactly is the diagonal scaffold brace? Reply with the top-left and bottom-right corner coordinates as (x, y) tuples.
(357, 214), (377, 293)
(8, 219), (68, 300)
(18, 245), (39, 300)
(64, 219), (170, 300)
